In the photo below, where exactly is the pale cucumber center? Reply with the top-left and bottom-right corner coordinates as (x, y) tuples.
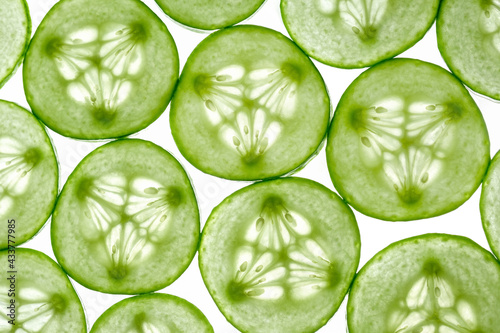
(479, 1), (500, 55)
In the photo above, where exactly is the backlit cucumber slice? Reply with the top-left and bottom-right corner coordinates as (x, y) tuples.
(90, 293), (213, 332)
(23, 0), (179, 139)
(170, 25), (330, 180)
(438, 0), (500, 100)
(281, 0), (439, 68)
(327, 59), (489, 221)
(0, 100), (58, 249)
(155, 0), (265, 30)
(199, 177), (360, 332)
(347, 234), (500, 332)
(480, 149), (500, 259)
(51, 139), (199, 294)
(0, 248), (86, 332)
(0, 0), (30, 88)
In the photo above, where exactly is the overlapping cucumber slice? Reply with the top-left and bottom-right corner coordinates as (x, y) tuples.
(91, 293), (213, 332)
(0, 0), (30, 88)
(0, 100), (58, 249)
(155, 0), (265, 30)
(281, 0), (439, 68)
(480, 149), (500, 259)
(438, 0), (500, 100)
(171, 25), (330, 180)
(347, 234), (500, 332)
(51, 139), (199, 294)
(23, 0), (179, 139)
(199, 177), (360, 332)
(0, 248), (86, 332)
(327, 59), (490, 221)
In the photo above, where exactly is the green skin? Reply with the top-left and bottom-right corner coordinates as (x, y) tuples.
(91, 293), (213, 332)
(327, 58), (490, 221)
(23, 0), (179, 139)
(171, 25), (330, 181)
(281, 0), (439, 68)
(0, 100), (58, 250)
(347, 234), (500, 332)
(480, 149), (500, 259)
(438, 0), (500, 100)
(199, 177), (360, 333)
(0, 248), (86, 332)
(0, 0), (31, 88)
(51, 139), (200, 294)
(155, 0), (265, 30)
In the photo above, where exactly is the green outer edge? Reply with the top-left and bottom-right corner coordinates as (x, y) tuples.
(22, 0), (180, 140)
(10, 247), (87, 332)
(90, 293), (214, 332)
(280, 0), (439, 69)
(346, 233), (499, 333)
(50, 138), (200, 294)
(326, 58), (490, 222)
(0, 99), (59, 249)
(436, 0), (500, 101)
(198, 176), (361, 333)
(170, 24), (331, 181)
(480, 149), (499, 259)
(0, 0), (31, 88)
(154, 0), (266, 31)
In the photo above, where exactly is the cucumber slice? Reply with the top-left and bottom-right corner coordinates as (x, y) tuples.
(437, 0), (500, 100)
(171, 25), (330, 180)
(199, 177), (360, 332)
(51, 139), (199, 294)
(0, 248), (86, 332)
(23, 0), (179, 139)
(326, 59), (489, 221)
(0, 0), (30, 88)
(347, 234), (500, 332)
(281, 0), (439, 68)
(91, 293), (213, 332)
(480, 149), (500, 259)
(155, 0), (265, 30)
(0, 100), (58, 249)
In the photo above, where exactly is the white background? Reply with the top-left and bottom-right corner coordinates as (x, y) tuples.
(2, 0), (500, 332)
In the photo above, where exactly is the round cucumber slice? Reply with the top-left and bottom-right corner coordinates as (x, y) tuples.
(51, 139), (199, 294)
(0, 0), (30, 88)
(23, 0), (179, 139)
(170, 25), (330, 180)
(0, 248), (86, 332)
(91, 293), (213, 332)
(199, 177), (360, 332)
(281, 0), (439, 68)
(437, 0), (500, 100)
(155, 0), (265, 30)
(480, 149), (500, 259)
(347, 234), (500, 332)
(0, 100), (58, 249)
(326, 58), (490, 221)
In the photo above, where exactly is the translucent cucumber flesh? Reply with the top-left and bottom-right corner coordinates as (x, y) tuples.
(91, 294), (213, 332)
(480, 150), (500, 259)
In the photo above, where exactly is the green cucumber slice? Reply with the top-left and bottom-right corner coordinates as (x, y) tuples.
(281, 0), (439, 68)
(90, 293), (213, 332)
(0, 248), (86, 332)
(437, 0), (500, 100)
(480, 149), (500, 259)
(199, 177), (360, 332)
(23, 0), (179, 139)
(0, 0), (30, 88)
(0, 100), (58, 249)
(326, 58), (489, 221)
(155, 0), (265, 30)
(347, 234), (500, 332)
(170, 25), (330, 180)
(51, 139), (199, 294)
